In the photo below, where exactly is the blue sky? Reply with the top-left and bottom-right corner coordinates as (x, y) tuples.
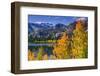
(28, 15), (87, 25)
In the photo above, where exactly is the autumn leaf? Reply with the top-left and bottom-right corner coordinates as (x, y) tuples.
(53, 32), (70, 59)
(71, 21), (88, 58)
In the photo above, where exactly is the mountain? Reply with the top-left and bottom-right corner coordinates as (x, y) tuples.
(66, 18), (88, 34)
(28, 23), (54, 33)
(28, 18), (88, 41)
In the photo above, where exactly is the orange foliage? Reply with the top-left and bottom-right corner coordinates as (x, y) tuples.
(71, 21), (88, 58)
(28, 50), (35, 60)
(53, 32), (69, 59)
(76, 21), (83, 30)
(43, 54), (48, 60)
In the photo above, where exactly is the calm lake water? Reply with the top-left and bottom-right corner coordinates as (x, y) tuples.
(28, 43), (54, 46)
(28, 43), (54, 55)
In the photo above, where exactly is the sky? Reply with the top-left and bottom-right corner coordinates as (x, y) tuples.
(28, 15), (87, 25)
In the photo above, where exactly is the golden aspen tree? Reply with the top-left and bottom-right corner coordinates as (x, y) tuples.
(71, 21), (88, 58)
(37, 47), (44, 60)
(49, 55), (57, 60)
(53, 32), (69, 59)
(42, 54), (48, 60)
(28, 50), (35, 60)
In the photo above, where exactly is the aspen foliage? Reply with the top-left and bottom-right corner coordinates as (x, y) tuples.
(71, 21), (88, 58)
(43, 54), (48, 60)
(53, 32), (69, 59)
(28, 50), (35, 60)
(37, 47), (44, 60)
(49, 55), (57, 59)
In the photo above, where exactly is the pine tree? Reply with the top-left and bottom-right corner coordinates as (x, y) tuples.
(71, 21), (88, 58)
(28, 50), (35, 60)
(53, 32), (69, 59)
(37, 47), (44, 60)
